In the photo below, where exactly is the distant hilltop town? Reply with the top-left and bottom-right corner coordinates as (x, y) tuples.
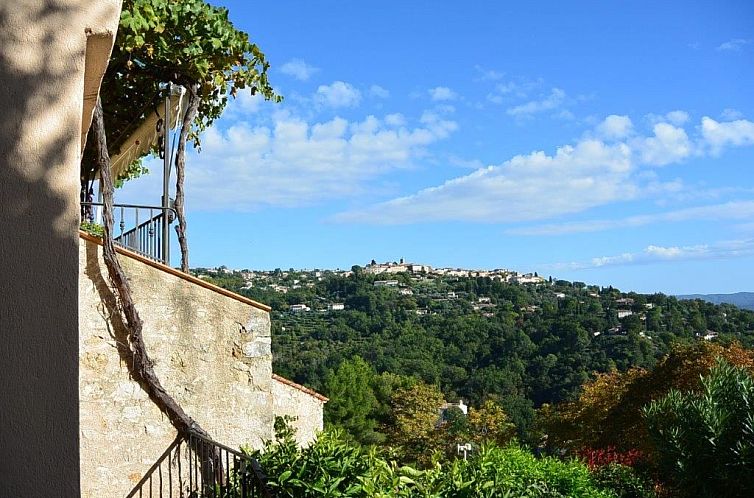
(195, 258), (546, 288)
(192, 259), (738, 342)
(364, 258), (545, 284)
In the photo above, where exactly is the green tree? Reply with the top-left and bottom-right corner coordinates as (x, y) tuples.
(324, 357), (379, 443)
(385, 382), (445, 466)
(372, 372), (417, 427)
(466, 399), (516, 447)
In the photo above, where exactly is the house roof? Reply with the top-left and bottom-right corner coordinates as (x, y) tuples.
(272, 374), (329, 403)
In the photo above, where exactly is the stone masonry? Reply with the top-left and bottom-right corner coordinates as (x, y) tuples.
(272, 374), (328, 446)
(78, 234), (323, 497)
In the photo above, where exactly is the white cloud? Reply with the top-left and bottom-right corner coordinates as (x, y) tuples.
(509, 200), (754, 235)
(596, 115), (633, 140)
(495, 82), (519, 94)
(315, 81), (362, 108)
(448, 156), (485, 170)
(645, 245), (687, 258)
(384, 113), (406, 127)
(335, 139), (634, 224)
(232, 91), (264, 114)
(335, 113), (754, 225)
(168, 111), (457, 211)
(369, 85), (390, 99)
(279, 59), (319, 81)
(647, 110), (690, 126)
(486, 76), (545, 105)
(473, 65), (505, 81)
(635, 122), (691, 165)
(548, 239), (754, 270)
(419, 110), (458, 138)
(721, 108), (743, 120)
(665, 110), (690, 126)
(487, 83), (518, 104)
(701, 116), (754, 154)
(429, 86), (458, 101)
(717, 38), (751, 51)
(506, 88), (566, 117)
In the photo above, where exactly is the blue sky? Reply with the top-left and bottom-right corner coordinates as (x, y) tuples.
(118, 0), (754, 295)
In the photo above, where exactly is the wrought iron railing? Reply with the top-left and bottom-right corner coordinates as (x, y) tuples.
(82, 202), (176, 265)
(126, 430), (273, 498)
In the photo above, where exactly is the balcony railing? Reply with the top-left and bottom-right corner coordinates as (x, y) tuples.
(82, 202), (176, 265)
(126, 430), (274, 498)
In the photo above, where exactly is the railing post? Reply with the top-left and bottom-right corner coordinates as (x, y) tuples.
(162, 83), (171, 266)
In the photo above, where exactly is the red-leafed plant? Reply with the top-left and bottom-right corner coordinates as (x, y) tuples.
(577, 446), (644, 469)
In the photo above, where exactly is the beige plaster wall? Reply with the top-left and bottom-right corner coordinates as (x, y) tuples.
(272, 378), (326, 447)
(0, 2), (121, 496)
(79, 237), (274, 498)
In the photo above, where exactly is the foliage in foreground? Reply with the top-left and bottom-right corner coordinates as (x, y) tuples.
(246, 427), (630, 497)
(643, 360), (754, 497)
(79, 221), (104, 237)
(537, 342), (754, 454)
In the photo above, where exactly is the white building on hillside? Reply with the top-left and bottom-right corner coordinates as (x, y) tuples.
(374, 280), (399, 287)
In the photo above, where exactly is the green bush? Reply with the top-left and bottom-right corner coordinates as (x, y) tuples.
(643, 359), (754, 497)
(591, 463), (655, 498)
(80, 221), (104, 237)
(429, 445), (613, 498)
(247, 426), (615, 497)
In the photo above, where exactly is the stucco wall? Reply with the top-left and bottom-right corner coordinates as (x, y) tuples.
(0, 2), (121, 497)
(79, 236), (273, 498)
(272, 376), (326, 446)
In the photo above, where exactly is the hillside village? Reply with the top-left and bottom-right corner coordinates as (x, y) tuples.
(194, 259), (731, 342)
(197, 259), (550, 314)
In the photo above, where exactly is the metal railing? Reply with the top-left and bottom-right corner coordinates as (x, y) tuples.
(126, 430), (274, 498)
(82, 202), (176, 265)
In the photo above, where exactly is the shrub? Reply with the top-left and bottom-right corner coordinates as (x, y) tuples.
(247, 427), (615, 497)
(429, 444), (614, 498)
(591, 463), (656, 498)
(80, 221), (104, 237)
(577, 447), (644, 469)
(539, 342), (754, 455)
(643, 359), (754, 497)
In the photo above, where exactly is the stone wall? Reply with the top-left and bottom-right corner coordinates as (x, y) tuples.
(78, 235), (273, 498)
(272, 374), (327, 446)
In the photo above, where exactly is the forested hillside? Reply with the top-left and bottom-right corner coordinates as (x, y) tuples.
(198, 265), (754, 437)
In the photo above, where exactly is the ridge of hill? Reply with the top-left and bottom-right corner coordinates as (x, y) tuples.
(678, 292), (754, 311)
